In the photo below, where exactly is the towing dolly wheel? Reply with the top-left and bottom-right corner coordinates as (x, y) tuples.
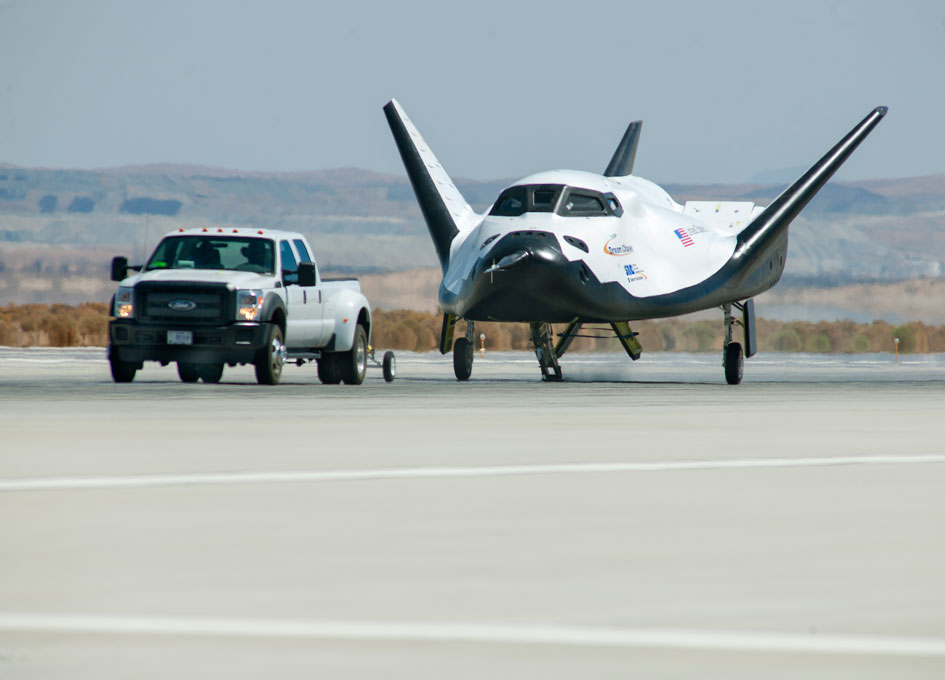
(453, 337), (473, 381)
(177, 362), (200, 383)
(724, 342), (744, 385)
(341, 324), (368, 385)
(254, 324), (285, 385)
(382, 351), (396, 382)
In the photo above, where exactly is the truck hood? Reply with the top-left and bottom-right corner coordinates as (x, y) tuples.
(121, 269), (277, 289)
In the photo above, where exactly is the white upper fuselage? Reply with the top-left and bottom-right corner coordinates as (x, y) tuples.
(443, 169), (757, 300)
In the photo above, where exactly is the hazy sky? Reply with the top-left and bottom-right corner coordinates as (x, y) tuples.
(1, 0), (943, 183)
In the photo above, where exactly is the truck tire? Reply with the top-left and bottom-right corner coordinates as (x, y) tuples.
(340, 324), (368, 385)
(177, 362), (200, 383)
(254, 324), (285, 385)
(382, 351), (396, 382)
(109, 346), (137, 383)
(198, 363), (224, 384)
(318, 353), (342, 384)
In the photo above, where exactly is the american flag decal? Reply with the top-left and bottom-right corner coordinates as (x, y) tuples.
(674, 228), (694, 247)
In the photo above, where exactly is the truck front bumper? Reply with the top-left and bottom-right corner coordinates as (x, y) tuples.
(109, 320), (267, 365)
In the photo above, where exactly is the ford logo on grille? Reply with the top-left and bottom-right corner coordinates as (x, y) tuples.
(168, 299), (197, 311)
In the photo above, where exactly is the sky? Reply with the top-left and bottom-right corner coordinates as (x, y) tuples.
(1, 0), (943, 184)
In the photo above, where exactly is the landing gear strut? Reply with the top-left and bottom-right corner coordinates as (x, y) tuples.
(530, 322), (562, 381)
(540, 318), (643, 382)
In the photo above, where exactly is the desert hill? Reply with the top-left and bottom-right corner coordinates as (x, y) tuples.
(1, 165), (943, 320)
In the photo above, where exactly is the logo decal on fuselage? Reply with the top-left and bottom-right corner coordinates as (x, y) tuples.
(168, 299), (197, 311)
(604, 234), (633, 256)
(624, 263), (647, 282)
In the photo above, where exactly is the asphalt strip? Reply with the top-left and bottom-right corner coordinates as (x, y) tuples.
(2, 454), (945, 492)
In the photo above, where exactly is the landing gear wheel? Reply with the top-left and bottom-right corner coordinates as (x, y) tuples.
(340, 324), (368, 385)
(382, 351), (396, 382)
(318, 353), (342, 384)
(453, 337), (473, 381)
(724, 342), (744, 385)
(254, 324), (285, 385)
(109, 346), (137, 383)
(198, 363), (224, 384)
(177, 362), (199, 383)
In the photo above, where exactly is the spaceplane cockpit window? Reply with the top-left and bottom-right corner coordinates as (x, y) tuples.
(555, 188), (623, 218)
(490, 186), (527, 216)
(560, 191), (607, 216)
(490, 184), (564, 216)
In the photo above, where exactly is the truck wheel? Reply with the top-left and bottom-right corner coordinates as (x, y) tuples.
(109, 346), (137, 383)
(318, 353), (342, 384)
(382, 351), (396, 382)
(177, 362), (200, 383)
(198, 363), (224, 384)
(340, 324), (368, 385)
(453, 337), (473, 381)
(254, 324), (285, 385)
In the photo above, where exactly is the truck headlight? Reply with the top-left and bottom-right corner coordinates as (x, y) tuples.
(114, 286), (134, 318)
(236, 289), (264, 321)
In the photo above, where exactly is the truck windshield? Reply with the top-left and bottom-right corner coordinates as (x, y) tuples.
(146, 236), (275, 274)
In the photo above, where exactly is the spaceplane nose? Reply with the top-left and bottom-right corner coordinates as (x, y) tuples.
(481, 231), (566, 272)
(484, 249), (530, 273)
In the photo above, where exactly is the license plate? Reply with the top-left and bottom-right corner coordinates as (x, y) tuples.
(167, 330), (193, 345)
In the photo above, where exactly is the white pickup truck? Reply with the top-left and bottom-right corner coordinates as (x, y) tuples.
(108, 227), (393, 385)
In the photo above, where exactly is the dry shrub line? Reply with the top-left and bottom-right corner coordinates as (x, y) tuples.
(1, 303), (940, 353)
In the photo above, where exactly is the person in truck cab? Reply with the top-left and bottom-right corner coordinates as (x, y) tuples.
(240, 240), (273, 272)
(195, 241), (222, 269)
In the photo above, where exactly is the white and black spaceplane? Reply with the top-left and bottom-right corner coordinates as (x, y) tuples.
(383, 100), (887, 383)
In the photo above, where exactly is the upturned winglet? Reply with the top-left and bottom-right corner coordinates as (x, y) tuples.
(383, 99), (476, 270)
(734, 106), (888, 262)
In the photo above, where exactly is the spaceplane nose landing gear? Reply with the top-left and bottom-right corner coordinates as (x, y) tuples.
(530, 322), (563, 381)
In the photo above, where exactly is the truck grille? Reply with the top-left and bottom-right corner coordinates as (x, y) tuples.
(136, 283), (230, 324)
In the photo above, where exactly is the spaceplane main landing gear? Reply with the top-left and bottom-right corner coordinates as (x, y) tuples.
(453, 324), (474, 381)
(441, 314), (475, 381)
(723, 299), (756, 385)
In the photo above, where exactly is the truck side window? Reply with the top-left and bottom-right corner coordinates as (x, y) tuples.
(280, 240), (299, 284)
(293, 239), (313, 263)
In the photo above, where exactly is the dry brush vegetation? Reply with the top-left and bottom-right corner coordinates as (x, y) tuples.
(2, 303), (943, 354)
(372, 311), (945, 354)
(0, 302), (109, 347)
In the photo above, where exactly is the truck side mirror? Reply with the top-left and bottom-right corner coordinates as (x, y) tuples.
(111, 256), (129, 282)
(298, 262), (317, 287)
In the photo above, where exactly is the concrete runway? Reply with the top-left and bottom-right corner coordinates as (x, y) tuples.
(2, 348), (944, 678)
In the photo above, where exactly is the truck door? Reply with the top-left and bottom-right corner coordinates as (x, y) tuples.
(292, 238), (327, 345)
(280, 240), (320, 347)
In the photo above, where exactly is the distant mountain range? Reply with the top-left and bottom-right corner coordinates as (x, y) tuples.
(1, 163), (944, 286)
